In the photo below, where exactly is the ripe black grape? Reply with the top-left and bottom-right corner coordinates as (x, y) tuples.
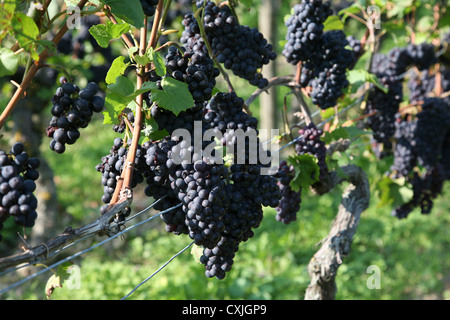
(140, 0), (160, 16)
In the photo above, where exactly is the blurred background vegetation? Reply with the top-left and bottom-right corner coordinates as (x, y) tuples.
(0, 0), (449, 300)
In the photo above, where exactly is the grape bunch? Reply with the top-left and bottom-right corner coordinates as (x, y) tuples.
(46, 78), (105, 154)
(0, 142), (40, 241)
(200, 165), (279, 279)
(140, 0), (160, 16)
(275, 161), (302, 224)
(365, 51), (404, 147)
(282, 0), (333, 65)
(308, 30), (356, 109)
(366, 43), (438, 148)
(295, 123), (328, 182)
(390, 98), (450, 218)
(181, 1), (277, 88)
(144, 91), (281, 279)
(283, 1), (360, 109)
(164, 45), (219, 103)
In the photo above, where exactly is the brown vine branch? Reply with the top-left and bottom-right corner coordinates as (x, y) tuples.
(148, 0), (164, 51)
(122, 20), (148, 191)
(104, 7), (134, 49)
(0, 0), (89, 130)
(304, 165), (370, 300)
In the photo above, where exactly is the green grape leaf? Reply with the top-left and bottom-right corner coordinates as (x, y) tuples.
(89, 21), (130, 48)
(191, 244), (204, 264)
(105, 56), (129, 84)
(105, 0), (145, 28)
(323, 125), (367, 144)
(347, 69), (388, 93)
(44, 262), (74, 300)
(376, 176), (413, 208)
(11, 12), (40, 60)
(0, 0), (16, 42)
(150, 77), (194, 116)
(287, 154), (320, 192)
(108, 75), (135, 96)
(103, 79), (156, 124)
(147, 47), (166, 77)
(323, 15), (344, 31)
(0, 48), (19, 77)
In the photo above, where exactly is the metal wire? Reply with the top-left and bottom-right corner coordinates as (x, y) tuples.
(121, 240), (195, 300)
(0, 202), (181, 296)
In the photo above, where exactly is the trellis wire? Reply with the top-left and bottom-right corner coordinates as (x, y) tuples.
(0, 196), (168, 279)
(121, 240), (195, 300)
(0, 201), (181, 295)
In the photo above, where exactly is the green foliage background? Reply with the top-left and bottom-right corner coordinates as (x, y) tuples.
(0, 0), (450, 300)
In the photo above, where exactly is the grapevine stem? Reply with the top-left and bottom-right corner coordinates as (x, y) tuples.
(147, 0), (165, 52)
(104, 7), (134, 49)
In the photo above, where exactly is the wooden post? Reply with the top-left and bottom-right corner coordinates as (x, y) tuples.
(258, 0), (279, 131)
